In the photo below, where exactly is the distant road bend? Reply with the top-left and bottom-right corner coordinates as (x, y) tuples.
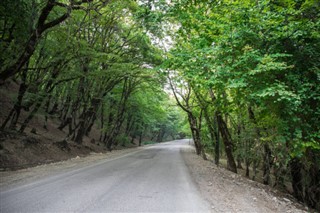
(0, 140), (210, 212)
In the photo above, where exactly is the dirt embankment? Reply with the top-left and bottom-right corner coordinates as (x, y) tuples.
(0, 80), (137, 171)
(0, 119), (134, 170)
(182, 147), (311, 213)
(0, 147), (142, 190)
(0, 123), (124, 171)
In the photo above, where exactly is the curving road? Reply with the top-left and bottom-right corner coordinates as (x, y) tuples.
(0, 140), (210, 212)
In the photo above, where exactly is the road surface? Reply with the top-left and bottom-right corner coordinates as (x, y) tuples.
(0, 140), (210, 212)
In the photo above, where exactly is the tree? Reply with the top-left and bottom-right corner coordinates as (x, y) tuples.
(153, 0), (319, 208)
(0, 0), (98, 83)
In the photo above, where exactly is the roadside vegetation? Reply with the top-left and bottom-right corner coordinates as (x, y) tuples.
(0, 0), (319, 210)
(139, 0), (320, 209)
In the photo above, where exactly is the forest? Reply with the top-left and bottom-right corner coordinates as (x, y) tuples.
(0, 0), (319, 210)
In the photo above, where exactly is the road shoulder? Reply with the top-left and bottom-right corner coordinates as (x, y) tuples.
(0, 147), (143, 190)
(181, 146), (309, 213)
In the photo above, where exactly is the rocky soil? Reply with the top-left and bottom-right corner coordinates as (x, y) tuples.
(181, 146), (311, 213)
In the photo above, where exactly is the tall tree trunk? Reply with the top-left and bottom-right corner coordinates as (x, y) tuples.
(304, 148), (320, 209)
(70, 72), (87, 144)
(85, 116), (95, 136)
(188, 113), (201, 156)
(19, 100), (43, 133)
(203, 109), (219, 164)
(245, 159), (250, 177)
(138, 131), (143, 146)
(245, 139), (251, 177)
(290, 157), (304, 202)
(74, 119), (85, 144)
(105, 78), (134, 150)
(43, 94), (53, 129)
(214, 114), (220, 165)
(58, 117), (72, 130)
(59, 95), (71, 120)
(236, 121), (243, 169)
(262, 144), (272, 184)
(19, 65), (61, 133)
(252, 159), (259, 181)
(99, 102), (104, 142)
(131, 134), (136, 144)
(1, 69), (28, 129)
(273, 161), (286, 190)
(216, 113), (237, 173)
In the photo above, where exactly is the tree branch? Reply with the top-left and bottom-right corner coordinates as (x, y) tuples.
(168, 73), (192, 114)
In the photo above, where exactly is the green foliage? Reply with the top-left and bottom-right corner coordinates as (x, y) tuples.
(1, 0), (319, 209)
(157, 0), (320, 208)
(0, 0), (36, 68)
(0, 0), (185, 146)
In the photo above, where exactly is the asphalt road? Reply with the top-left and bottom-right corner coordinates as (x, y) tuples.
(0, 140), (210, 212)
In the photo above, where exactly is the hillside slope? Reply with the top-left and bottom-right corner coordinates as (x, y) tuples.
(0, 80), (136, 170)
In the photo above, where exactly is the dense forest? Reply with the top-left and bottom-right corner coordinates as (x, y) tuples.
(0, 0), (184, 148)
(0, 0), (319, 210)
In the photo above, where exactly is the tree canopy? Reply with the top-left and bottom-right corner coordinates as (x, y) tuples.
(1, 0), (319, 210)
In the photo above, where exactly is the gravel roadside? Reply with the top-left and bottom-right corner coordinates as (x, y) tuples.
(181, 146), (309, 213)
(0, 146), (143, 190)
